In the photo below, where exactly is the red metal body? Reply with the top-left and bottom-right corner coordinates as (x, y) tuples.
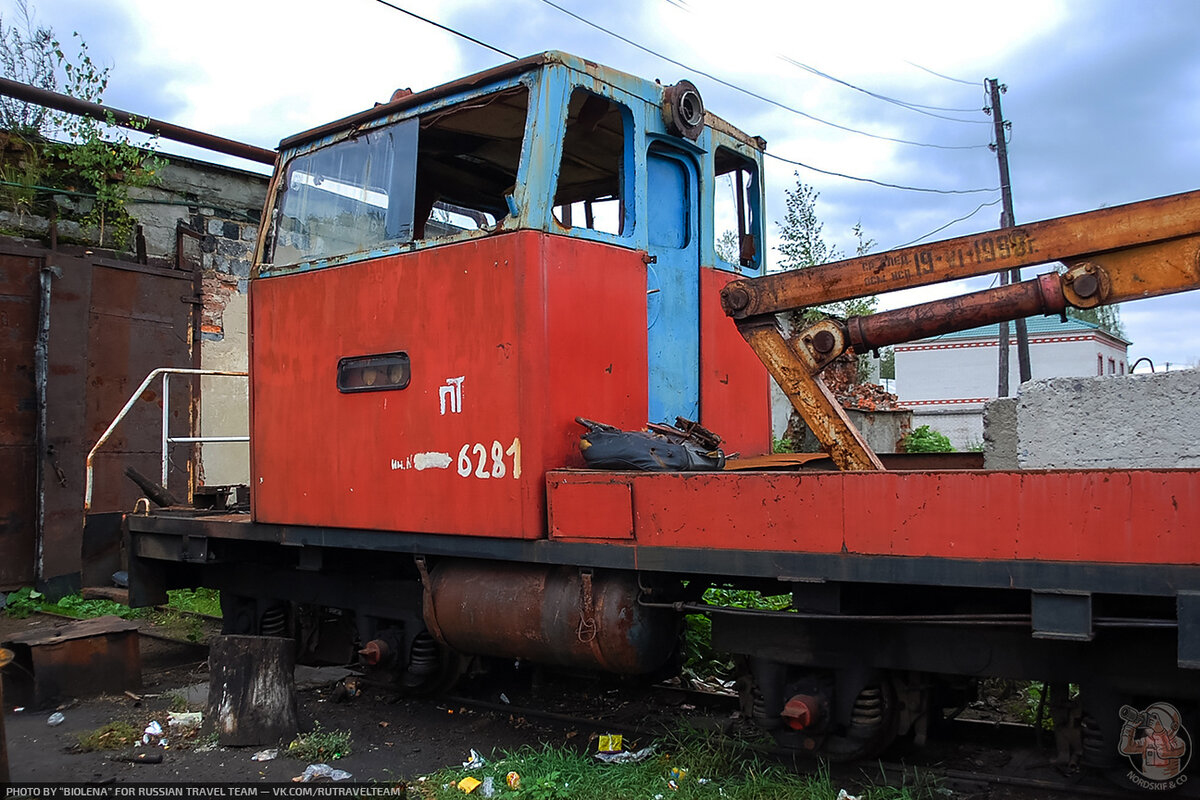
(251, 231), (650, 536)
(699, 267), (770, 455)
(547, 468), (1200, 565)
(252, 232), (771, 536)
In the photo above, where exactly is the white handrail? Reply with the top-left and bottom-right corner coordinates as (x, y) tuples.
(84, 367), (249, 515)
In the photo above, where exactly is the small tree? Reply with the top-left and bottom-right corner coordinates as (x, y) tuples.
(0, 1), (162, 249)
(878, 347), (895, 380)
(902, 425), (954, 453)
(775, 172), (877, 320)
(715, 228), (738, 264)
(1067, 304), (1126, 340)
(0, 0), (56, 134)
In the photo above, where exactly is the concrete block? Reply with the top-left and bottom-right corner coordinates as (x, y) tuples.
(982, 397), (1018, 470)
(1016, 369), (1200, 469)
(790, 408), (912, 454)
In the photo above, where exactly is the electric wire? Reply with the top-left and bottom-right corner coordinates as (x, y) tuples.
(534, 0), (989, 151)
(369, 0), (998, 194)
(777, 56), (989, 123)
(765, 151), (998, 195)
(654, 0), (983, 116)
(906, 60), (978, 86)
(371, 0), (517, 59)
(891, 197), (1003, 248)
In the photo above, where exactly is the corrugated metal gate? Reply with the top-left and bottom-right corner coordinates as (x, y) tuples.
(0, 241), (195, 592)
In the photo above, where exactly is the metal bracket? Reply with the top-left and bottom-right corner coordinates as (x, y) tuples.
(1031, 591), (1093, 641)
(1178, 591), (1200, 669)
(737, 317), (883, 471)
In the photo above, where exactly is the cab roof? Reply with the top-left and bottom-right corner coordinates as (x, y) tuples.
(279, 51), (764, 153)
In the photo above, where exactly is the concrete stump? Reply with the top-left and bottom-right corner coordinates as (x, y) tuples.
(205, 635), (298, 746)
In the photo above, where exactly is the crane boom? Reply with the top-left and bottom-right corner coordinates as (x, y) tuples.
(722, 189), (1200, 471)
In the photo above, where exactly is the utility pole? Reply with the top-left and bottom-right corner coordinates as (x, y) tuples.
(987, 78), (1031, 396)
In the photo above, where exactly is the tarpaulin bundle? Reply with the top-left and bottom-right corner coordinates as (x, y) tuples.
(576, 417), (725, 471)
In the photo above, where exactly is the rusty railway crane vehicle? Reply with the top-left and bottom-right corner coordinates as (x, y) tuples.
(118, 52), (1200, 788)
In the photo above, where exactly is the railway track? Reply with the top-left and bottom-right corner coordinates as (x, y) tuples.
(27, 617), (1188, 797)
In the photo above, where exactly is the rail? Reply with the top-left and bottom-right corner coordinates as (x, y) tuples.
(84, 368), (249, 515)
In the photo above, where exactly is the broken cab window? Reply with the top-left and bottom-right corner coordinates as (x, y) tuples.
(265, 85), (531, 267)
(713, 147), (760, 272)
(415, 86), (529, 239)
(553, 89), (627, 236)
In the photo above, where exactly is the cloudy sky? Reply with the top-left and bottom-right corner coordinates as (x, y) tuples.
(13, 0), (1200, 369)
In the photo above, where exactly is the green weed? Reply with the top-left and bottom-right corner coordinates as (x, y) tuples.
(2, 587), (148, 620)
(287, 722), (353, 762)
(901, 425), (954, 454)
(75, 721), (139, 752)
(418, 728), (938, 800)
(682, 587), (792, 680)
(165, 588), (222, 618)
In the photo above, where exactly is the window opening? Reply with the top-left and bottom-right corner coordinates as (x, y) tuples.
(415, 86), (529, 239)
(265, 86), (530, 267)
(553, 89), (626, 236)
(714, 147), (760, 271)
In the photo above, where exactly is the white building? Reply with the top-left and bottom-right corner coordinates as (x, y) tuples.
(895, 316), (1130, 449)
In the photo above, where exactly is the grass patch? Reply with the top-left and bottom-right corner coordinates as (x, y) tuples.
(75, 721), (140, 752)
(415, 729), (937, 800)
(165, 588), (222, 618)
(3, 587), (221, 622)
(287, 723), (353, 762)
(147, 608), (211, 643)
(2, 587), (149, 620)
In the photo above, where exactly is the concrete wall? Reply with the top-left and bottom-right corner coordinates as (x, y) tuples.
(981, 397), (1018, 470)
(982, 369), (1200, 470)
(788, 407), (912, 454)
(1015, 369), (1200, 469)
(138, 158), (265, 487)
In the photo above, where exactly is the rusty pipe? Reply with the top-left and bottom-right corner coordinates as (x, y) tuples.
(845, 272), (1066, 354)
(0, 77), (276, 165)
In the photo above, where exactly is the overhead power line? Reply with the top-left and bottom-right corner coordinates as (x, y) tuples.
(777, 56), (989, 123)
(891, 197), (1003, 248)
(370, 0), (996, 195)
(372, 0), (517, 59)
(766, 151), (999, 195)
(535, 0), (988, 151)
(905, 60), (978, 86)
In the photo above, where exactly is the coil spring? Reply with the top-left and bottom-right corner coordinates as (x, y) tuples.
(851, 686), (885, 728)
(259, 605), (288, 637)
(408, 632), (439, 676)
(1080, 714), (1108, 767)
(752, 693), (767, 720)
